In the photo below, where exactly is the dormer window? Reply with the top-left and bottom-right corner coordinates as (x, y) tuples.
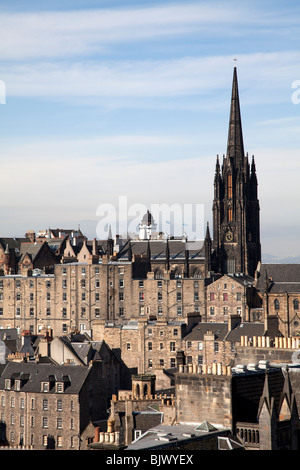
(15, 380), (21, 391)
(41, 382), (49, 393)
(5, 379), (11, 390)
(56, 382), (64, 393)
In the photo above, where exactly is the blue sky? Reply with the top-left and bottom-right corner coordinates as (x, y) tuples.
(0, 0), (300, 261)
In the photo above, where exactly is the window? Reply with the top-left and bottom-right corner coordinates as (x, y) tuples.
(95, 267), (100, 274)
(57, 384), (64, 394)
(187, 341), (192, 349)
(95, 279), (100, 288)
(158, 306), (163, 316)
(223, 306), (228, 315)
(157, 291), (162, 302)
(81, 267), (86, 275)
(119, 292), (124, 301)
(46, 280), (51, 288)
(177, 292), (182, 302)
(139, 292), (144, 302)
(159, 359), (164, 367)
(62, 324), (67, 333)
(223, 293), (228, 301)
(148, 359), (153, 368)
(198, 355), (203, 365)
(46, 307), (51, 316)
(194, 292), (199, 302)
(62, 308), (67, 317)
(157, 280), (162, 288)
(62, 279), (67, 289)
(177, 306), (182, 316)
(126, 343), (131, 350)
(81, 293), (86, 301)
(170, 358), (176, 368)
(228, 173), (232, 198)
(173, 328), (178, 336)
(43, 399), (48, 410)
(214, 342), (219, 353)
(16, 308), (20, 316)
(62, 292), (67, 301)
(293, 299), (299, 310)
(42, 382), (49, 393)
(210, 293), (215, 301)
(198, 342), (203, 350)
(119, 279), (124, 288)
(119, 308), (124, 317)
(95, 308), (100, 317)
(148, 342), (152, 351)
(42, 417), (48, 428)
(170, 342), (176, 352)
(139, 280), (144, 288)
(81, 279), (86, 288)
(236, 292), (242, 301)
(30, 293), (34, 301)
(57, 418), (62, 429)
(210, 307), (215, 316)
(81, 307), (86, 317)
(176, 280), (182, 288)
(274, 299), (280, 310)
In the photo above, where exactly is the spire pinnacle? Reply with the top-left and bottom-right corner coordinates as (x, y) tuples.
(227, 66), (245, 162)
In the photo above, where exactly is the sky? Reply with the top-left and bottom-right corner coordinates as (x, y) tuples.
(0, 0), (300, 262)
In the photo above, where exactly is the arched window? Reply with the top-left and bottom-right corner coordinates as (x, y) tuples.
(154, 269), (163, 280)
(227, 173), (233, 198)
(293, 299), (299, 310)
(192, 269), (201, 279)
(274, 299), (280, 310)
(228, 205), (233, 222)
(174, 269), (182, 279)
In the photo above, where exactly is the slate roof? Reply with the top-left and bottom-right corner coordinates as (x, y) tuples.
(184, 323), (229, 342)
(0, 362), (90, 394)
(184, 321), (274, 344)
(118, 239), (205, 261)
(126, 422), (231, 450)
(232, 367), (285, 423)
(256, 263), (300, 293)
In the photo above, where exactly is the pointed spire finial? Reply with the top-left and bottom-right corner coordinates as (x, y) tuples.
(227, 65), (245, 162)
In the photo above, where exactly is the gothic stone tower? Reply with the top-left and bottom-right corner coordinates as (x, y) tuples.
(212, 67), (261, 277)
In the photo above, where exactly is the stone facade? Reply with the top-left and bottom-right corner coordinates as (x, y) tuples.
(0, 361), (110, 450)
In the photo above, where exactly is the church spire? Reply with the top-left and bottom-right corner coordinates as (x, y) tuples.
(227, 66), (245, 163)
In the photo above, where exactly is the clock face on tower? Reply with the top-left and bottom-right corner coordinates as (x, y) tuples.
(225, 231), (233, 242)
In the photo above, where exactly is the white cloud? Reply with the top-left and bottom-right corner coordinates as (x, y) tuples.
(2, 51), (300, 104)
(0, 3), (247, 60)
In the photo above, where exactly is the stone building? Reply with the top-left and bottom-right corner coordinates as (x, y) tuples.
(206, 273), (254, 322)
(254, 263), (300, 337)
(175, 363), (300, 450)
(0, 360), (113, 450)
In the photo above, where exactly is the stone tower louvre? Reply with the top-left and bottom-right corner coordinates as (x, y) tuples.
(212, 67), (261, 277)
